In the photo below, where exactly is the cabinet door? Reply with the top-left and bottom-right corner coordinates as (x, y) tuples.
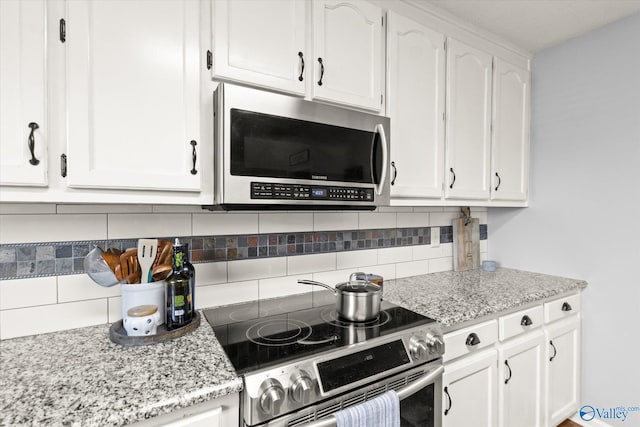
(443, 349), (497, 427)
(387, 12), (445, 199)
(312, 0), (383, 111)
(545, 316), (581, 427)
(444, 38), (492, 200)
(0, 0), (47, 187)
(491, 59), (529, 201)
(498, 330), (545, 427)
(65, 0), (201, 192)
(212, 0), (306, 95)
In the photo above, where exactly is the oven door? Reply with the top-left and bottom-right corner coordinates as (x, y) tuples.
(398, 365), (442, 427)
(266, 361), (442, 427)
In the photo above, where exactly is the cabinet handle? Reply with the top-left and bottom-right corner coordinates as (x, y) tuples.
(449, 168), (456, 189)
(298, 52), (305, 81)
(317, 57), (324, 86)
(444, 386), (452, 415)
(465, 332), (481, 346)
(495, 172), (501, 191)
(561, 302), (572, 312)
(504, 360), (512, 384)
(206, 50), (212, 70)
(549, 340), (557, 362)
(520, 315), (533, 326)
(27, 122), (40, 166)
(59, 18), (66, 43)
(190, 140), (198, 175)
(390, 161), (397, 185)
(60, 154), (67, 178)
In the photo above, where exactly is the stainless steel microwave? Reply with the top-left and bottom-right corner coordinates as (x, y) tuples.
(207, 84), (390, 210)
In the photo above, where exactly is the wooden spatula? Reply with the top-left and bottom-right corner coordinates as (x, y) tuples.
(137, 239), (158, 283)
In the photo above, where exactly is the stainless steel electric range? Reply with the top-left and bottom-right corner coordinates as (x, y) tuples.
(203, 292), (444, 427)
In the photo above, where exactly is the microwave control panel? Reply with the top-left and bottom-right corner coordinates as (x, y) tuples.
(251, 182), (374, 202)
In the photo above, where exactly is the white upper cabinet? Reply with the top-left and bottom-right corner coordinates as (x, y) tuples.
(0, 0), (48, 187)
(444, 38), (492, 200)
(65, 0), (201, 192)
(387, 12), (445, 199)
(211, 0), (306, 95)
(311, 0), (383, 111)
(209, 0), (384, 112)
(491, 59), (529, 201)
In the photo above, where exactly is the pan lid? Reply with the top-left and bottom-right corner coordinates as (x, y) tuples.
(336, 279), (381, 293)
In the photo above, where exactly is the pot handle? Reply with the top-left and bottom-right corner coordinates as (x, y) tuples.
(349, 272), (367, 282)
(298, 279), (336, 293)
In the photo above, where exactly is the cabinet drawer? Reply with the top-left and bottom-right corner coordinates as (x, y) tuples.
(443, 319), (498, 362)
(544, 293), (581, 323)
(499, 305), (543, 341)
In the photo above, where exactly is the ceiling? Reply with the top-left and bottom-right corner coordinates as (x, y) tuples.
(418, 0), (640, 53)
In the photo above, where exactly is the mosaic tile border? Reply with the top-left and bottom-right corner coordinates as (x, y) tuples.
(0, 225), (487, 281)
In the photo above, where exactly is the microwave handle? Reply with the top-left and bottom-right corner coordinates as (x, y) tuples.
(303, 365), (444, 427)
(373, 123), (389, 196)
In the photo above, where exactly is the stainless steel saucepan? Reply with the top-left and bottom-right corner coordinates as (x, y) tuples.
(299, 272), (382, 322)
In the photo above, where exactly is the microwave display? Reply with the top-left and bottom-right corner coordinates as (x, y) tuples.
(230, 109), (383, 184)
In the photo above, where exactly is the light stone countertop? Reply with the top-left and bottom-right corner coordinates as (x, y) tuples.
(0, 267), (587, 426)
(0, 314), (242, 426)
(383, 267), (588, 330)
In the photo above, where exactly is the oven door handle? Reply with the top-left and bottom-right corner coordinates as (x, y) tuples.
(303, 365), (444, 427)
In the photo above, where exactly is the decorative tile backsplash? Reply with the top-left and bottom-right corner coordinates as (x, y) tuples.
(0, 225), (487, 281)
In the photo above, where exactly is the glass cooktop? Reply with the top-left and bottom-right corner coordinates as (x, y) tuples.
(203, 292), (434, 375)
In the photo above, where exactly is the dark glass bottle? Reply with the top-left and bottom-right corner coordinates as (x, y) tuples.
(174, 238), (195, 316)
(165, 244), (193, 330)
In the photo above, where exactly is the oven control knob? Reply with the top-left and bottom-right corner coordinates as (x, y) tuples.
(290, 372), (314, 404)
(259, 378), (285, 416)
(409, 336), (429, 361)
(425, 332), (444, 356)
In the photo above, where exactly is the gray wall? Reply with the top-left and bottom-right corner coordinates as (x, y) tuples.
(489, 12), (640, 422)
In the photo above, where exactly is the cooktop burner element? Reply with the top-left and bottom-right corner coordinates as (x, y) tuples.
(320, 306), (391, 329)
(245, 318), (313, 347)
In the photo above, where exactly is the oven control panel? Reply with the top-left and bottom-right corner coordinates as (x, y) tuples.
(251, 182), (374, 202)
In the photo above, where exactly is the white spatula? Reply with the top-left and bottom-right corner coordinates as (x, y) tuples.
(137, 239), (158, 283)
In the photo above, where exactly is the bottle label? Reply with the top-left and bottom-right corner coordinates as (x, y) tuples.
(175, 309), (184, 316)
(174, 295), (185, 307)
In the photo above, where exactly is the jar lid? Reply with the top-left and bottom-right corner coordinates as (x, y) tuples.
(127, 304), (158, 317)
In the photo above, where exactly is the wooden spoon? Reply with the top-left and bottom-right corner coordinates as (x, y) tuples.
(151, 264), (172, 282)
(154, 240), (173, 268)
(120, 249), (139, 284)
(101, 250), (120, 273)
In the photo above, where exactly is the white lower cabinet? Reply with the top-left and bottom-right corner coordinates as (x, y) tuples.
(498, 329), (545, 427)
(442, 294), (581, 427)
(131, 393), (239, 427)
(443, 348), (497, 427)
(545, 313), (581, 426)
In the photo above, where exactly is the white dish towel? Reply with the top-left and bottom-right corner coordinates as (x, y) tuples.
(334, 390), (400, 427)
